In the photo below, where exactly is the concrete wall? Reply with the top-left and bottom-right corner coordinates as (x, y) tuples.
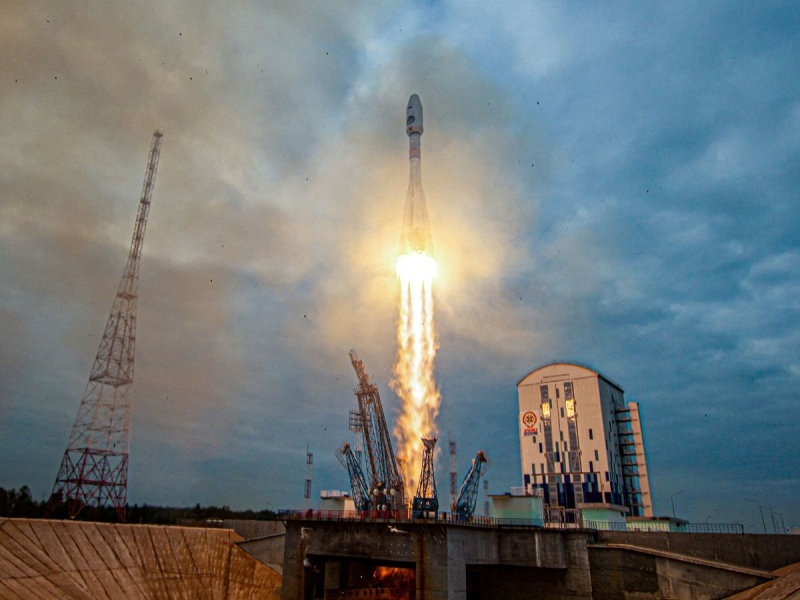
(595, 531), (800, 571)
(238, 533), (287, 574)
(224, 518), (285, 541)
(588, 546), (771, 600)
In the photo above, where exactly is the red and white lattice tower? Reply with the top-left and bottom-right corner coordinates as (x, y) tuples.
(50, 131), (163, 521)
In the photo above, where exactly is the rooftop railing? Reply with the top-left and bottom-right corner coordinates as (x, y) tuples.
(280, 510), (746, 534)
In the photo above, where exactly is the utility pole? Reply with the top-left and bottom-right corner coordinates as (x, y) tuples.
(49, 131), (163, 521)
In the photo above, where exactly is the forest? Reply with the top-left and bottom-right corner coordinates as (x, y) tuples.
(0, 486), (277, 524)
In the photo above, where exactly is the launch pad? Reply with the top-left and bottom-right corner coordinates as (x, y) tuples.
(279, 515), (587, 600)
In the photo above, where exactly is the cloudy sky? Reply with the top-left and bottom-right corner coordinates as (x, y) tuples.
(1, 1), (798, 532)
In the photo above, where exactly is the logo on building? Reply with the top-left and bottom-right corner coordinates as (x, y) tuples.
(522, 411), (538, 435)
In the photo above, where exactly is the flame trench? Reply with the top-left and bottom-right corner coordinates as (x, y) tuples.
(393, 251), (440, 498)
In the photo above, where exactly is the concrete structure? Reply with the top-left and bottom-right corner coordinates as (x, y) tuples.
(517, 363), (653, 521)
(15, 516), (796, 598)
(276, 516), (800, 599)
(320, 491), (355, 512)
(0, 518), (280, 598)
(280, 518), (592, 600)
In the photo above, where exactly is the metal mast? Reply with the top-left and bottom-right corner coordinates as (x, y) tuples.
(449, 434), (457, 511)
(349, 349), (405, 509)
(412, 437), (438, 519)
(50, 131), (163, 521)
(304, 446), (313, 510)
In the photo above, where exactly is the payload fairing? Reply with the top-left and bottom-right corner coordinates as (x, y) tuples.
(399, 94), (434, 256)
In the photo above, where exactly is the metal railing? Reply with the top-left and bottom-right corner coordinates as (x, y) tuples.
(584, 520), (745, 534)
(281, 509), (545, 529)
(281, 510), (745, 534)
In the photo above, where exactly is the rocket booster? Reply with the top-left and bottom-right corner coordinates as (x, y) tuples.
(399, 94), (434, 256)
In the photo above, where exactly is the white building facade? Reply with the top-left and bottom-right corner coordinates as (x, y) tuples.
(517, 363), (653, 519)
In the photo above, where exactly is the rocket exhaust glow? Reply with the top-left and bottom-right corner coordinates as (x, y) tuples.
(392, 94), (441, 499)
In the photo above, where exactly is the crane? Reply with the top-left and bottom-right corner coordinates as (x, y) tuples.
(454, 450), (489, 520)
(349, 350), (405, 510)
(335, 443), (371, 512)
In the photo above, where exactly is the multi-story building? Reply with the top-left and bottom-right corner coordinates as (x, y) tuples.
(517, 362), (652, 521)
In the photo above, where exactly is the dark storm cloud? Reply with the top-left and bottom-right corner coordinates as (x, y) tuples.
(1, 1), (798, 529)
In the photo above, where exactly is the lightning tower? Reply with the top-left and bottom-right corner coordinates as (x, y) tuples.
(49, 131), (163, 521)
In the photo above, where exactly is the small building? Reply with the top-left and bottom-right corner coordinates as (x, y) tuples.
(626, 516), (689, 532)
(320, 490), (354, 512)
(517, 363), (653, 522)
(490, 493), (545, 526)
(580, 503), (628, 530)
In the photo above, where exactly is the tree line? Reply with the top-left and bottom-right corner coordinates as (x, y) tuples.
(0, 486), (277, 524)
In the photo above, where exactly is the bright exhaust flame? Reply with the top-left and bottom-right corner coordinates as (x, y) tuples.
(393, 250), (440, 500)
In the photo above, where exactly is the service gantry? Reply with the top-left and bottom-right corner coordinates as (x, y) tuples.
(412, 437), (439, 519)
(348, 349), (405, 509)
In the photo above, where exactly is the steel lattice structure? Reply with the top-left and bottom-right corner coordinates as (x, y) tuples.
(335, 443), (371, 512)
(50, 131), (163, 521)
(412, 437), (438, 519)
(454, 450), (489, 519)
(349, 349), (405, 509)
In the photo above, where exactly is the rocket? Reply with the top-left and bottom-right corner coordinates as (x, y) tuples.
(399, 94), (434, 256)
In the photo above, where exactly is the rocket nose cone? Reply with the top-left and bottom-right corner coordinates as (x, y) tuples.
(406, 94), (423, 135)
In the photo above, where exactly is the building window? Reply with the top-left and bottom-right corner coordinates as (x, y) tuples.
(594, 449), (599, 461)
(541, 463), (545, 474)
(539, 442), (543, 453)
(555, 451), (560, 462)
(564, 441), (568, 451)
(589, 428), (594, 440)
(561, 407), (565, 418)
(559, 430), (564, 441)
(605, 471), (610, 482)
(556, 387), (560, 399)
(589, 461), (594, 472)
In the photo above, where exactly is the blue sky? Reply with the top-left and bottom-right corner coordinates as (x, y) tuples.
(1, 1), (798, 532)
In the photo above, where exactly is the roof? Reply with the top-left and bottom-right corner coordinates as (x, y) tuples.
(517, 361), (625, 392)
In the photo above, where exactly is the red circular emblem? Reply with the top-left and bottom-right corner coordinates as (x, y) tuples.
(522, 411), (538, 428)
